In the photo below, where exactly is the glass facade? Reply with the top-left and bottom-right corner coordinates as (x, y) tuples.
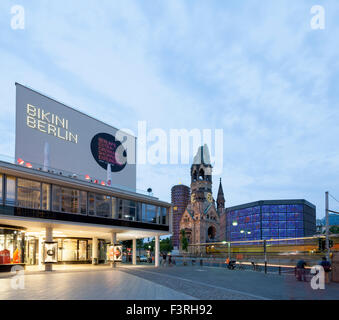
(0, 174), (169, 225)
(226, 202), (316, 242)
(0, 228), (25, 265)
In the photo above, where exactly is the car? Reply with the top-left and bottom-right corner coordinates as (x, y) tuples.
(137, 255), (148, 263)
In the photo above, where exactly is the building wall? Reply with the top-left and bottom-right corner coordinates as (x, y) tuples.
(171, 185), (190, 248)
(226, 200), (316, 241)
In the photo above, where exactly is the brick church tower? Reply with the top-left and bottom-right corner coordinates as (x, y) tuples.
(179, 145), (225, 253)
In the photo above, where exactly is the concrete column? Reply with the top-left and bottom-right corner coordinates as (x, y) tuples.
(38, 236), (43, 267)
(45, 226), (53, 272)
(155, 235), (160, 267)
(111, 232), (117, 245)
(92, 237), (98, 265)
(132, 239), (137, 265)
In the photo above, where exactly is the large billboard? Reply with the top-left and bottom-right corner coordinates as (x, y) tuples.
(15, 83), (136, 190)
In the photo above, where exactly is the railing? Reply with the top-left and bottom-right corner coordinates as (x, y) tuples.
(0, 154), (153, 197)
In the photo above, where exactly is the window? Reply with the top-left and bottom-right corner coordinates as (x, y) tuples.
(52, 186), (61, 211)
(96, 194), (111, 218)
(117, 199), (137, 221)
(42, 183), (50, 210)
(146, 205), (158, 224)
(141, 203), (147, 222)
(61, 188), (79, 214)
(0, 174), (2, 204)
(161, 207), (167, 224)
(80, 191), (87, 215)
(111, 197), (117, 219)
(17, 178), (41, 209)
(88, 193), (95, 216)
(5, 176), (16, 206)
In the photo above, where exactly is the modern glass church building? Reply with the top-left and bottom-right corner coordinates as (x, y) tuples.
(0, 84), (171, 271)
(226, 200), (316, 242)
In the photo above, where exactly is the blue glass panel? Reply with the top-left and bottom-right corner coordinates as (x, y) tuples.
(278, 205), (287, 212)
(262, 213), (270, 220)
(270, 205), (279, 213)
(271, 229), (279, 237)
(296, 229), (304, 237)
(296, 221), (303, 229)
(279, 221), (287, 229)
(287, 221), (296, 229)
(262, 229), (270, 237)
(262, 205), (270, 213)
(287, 212), (295, 221)
(262, 221), (270, 228)
(254, 206), (260, 214)
(279, 229), (287, 238)
(287, 229), (296, 237)
(295, 212), (303, 221)
(270, 221), (279, 228)
(279, 212), (286, 221)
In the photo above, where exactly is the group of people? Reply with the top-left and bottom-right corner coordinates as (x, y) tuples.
(296, 257), (332, 283)
(161, 252), (175, 266)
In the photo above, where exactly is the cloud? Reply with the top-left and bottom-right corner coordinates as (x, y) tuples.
(0, 0), (338, 218)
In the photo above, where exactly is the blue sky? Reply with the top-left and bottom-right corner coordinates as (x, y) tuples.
(0, 0), (339, 218)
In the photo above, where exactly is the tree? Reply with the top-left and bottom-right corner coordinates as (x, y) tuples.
(330, 226), (339, 234)
(180, 229), (189, 252)
(160, 237), (173, 253)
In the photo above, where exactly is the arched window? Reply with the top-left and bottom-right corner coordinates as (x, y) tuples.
(198, 169), (205, 181)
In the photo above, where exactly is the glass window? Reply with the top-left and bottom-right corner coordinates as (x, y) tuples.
(0, 174), (2, 204)
(17, 178), (41, 209)
(96, 194), (111, 218)
(124, 200), (136, 221)
(80, 191), (87, 215)
(42, 183), (50, 210)
(111, 197), (117, 219)
(52, 186), (61, 211)
(146, 205), (158, 224)
(141, 203), (147, 222)
(161, 207), (167, 224)
(0, 228), (25, 264)
(5, 176), (16, 206)
(61, 188), (79, 214)
(88, 193), (95, 216)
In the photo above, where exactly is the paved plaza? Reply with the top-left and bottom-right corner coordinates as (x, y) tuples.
(0, 264), (338, 300)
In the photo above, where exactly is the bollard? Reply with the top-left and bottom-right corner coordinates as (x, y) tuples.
(279, 266), (281, 275)
(265, 262), (267, 274)
(200, 259), (203, 266)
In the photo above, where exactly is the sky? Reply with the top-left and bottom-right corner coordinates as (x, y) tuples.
(0, 0), (339, 218)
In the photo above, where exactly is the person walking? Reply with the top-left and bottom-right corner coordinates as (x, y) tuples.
(162, 252), (167, 266)
(296, 259), (307, 281)
(320, 257), (332, 284)
(168, 254), (172, 266)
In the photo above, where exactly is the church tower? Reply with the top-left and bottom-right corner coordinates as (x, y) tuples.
(217, 178), (225, 213)
(190, 144), (213, 206)
(179, 145), (221, 252)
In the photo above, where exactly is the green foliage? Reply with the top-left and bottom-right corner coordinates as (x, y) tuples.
(160, 237), (173, 253)
(330, 226), (339, 234)
(180, 229), (189, 252)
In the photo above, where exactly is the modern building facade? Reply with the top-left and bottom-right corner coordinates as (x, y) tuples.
(0, 83), (171, 272)
(226, 200), (316, 242)
(171, 184), (190, 250)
